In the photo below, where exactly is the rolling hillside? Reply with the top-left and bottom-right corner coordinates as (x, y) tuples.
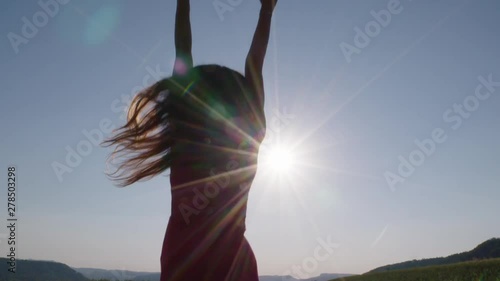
(368, 238), (500, 273)
(0, 258), (88, 281)
(336, 258), (500, 281)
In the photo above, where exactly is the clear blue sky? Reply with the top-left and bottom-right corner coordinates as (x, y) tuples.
(1, 0), (499, 277)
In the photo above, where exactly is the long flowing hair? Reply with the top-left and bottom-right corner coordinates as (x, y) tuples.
(102, 65), (259, 186)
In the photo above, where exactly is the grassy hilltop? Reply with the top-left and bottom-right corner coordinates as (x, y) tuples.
(332, 238), (500, 281)
(335, 258), (500, 281)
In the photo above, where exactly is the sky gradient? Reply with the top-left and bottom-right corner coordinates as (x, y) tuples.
(1, 0), (500, 277)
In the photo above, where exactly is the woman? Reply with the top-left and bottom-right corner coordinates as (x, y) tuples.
(103, 0), (277, 280)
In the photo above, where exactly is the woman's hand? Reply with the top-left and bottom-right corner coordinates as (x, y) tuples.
(260, 0), (278, 11)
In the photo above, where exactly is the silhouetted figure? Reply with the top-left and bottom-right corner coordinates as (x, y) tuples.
(103, 0), (277, 280)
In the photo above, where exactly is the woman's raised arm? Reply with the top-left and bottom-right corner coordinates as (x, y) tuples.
(245, 0), (277, 107)
(174, 0), (193, 75)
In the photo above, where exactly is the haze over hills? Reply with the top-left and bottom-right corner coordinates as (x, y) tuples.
(71, 270), (352, 281)
(0, 259), (351, 281)
(73, 267), (158, 281)
(2, 238), (499, 281)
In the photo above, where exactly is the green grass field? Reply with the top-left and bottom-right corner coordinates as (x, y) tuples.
(333, 258), (500, 281)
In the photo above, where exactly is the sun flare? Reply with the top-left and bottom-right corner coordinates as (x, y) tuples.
(264, 145), (296, 173)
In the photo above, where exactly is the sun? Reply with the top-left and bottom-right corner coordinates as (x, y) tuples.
(264, 145), (296, 173)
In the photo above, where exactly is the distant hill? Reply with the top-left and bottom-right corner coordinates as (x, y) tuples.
(0, 258), (351, 281)
(132, 272), (161, 281)
(339, 258), (500, 281)
(368, 238), (500, 273)
(0, 258), (88, 281)
(75, 268), (351, 281)
(74, 267), (156, 281)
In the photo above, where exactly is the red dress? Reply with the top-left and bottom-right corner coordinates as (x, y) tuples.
(160, 125), (265, 281)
